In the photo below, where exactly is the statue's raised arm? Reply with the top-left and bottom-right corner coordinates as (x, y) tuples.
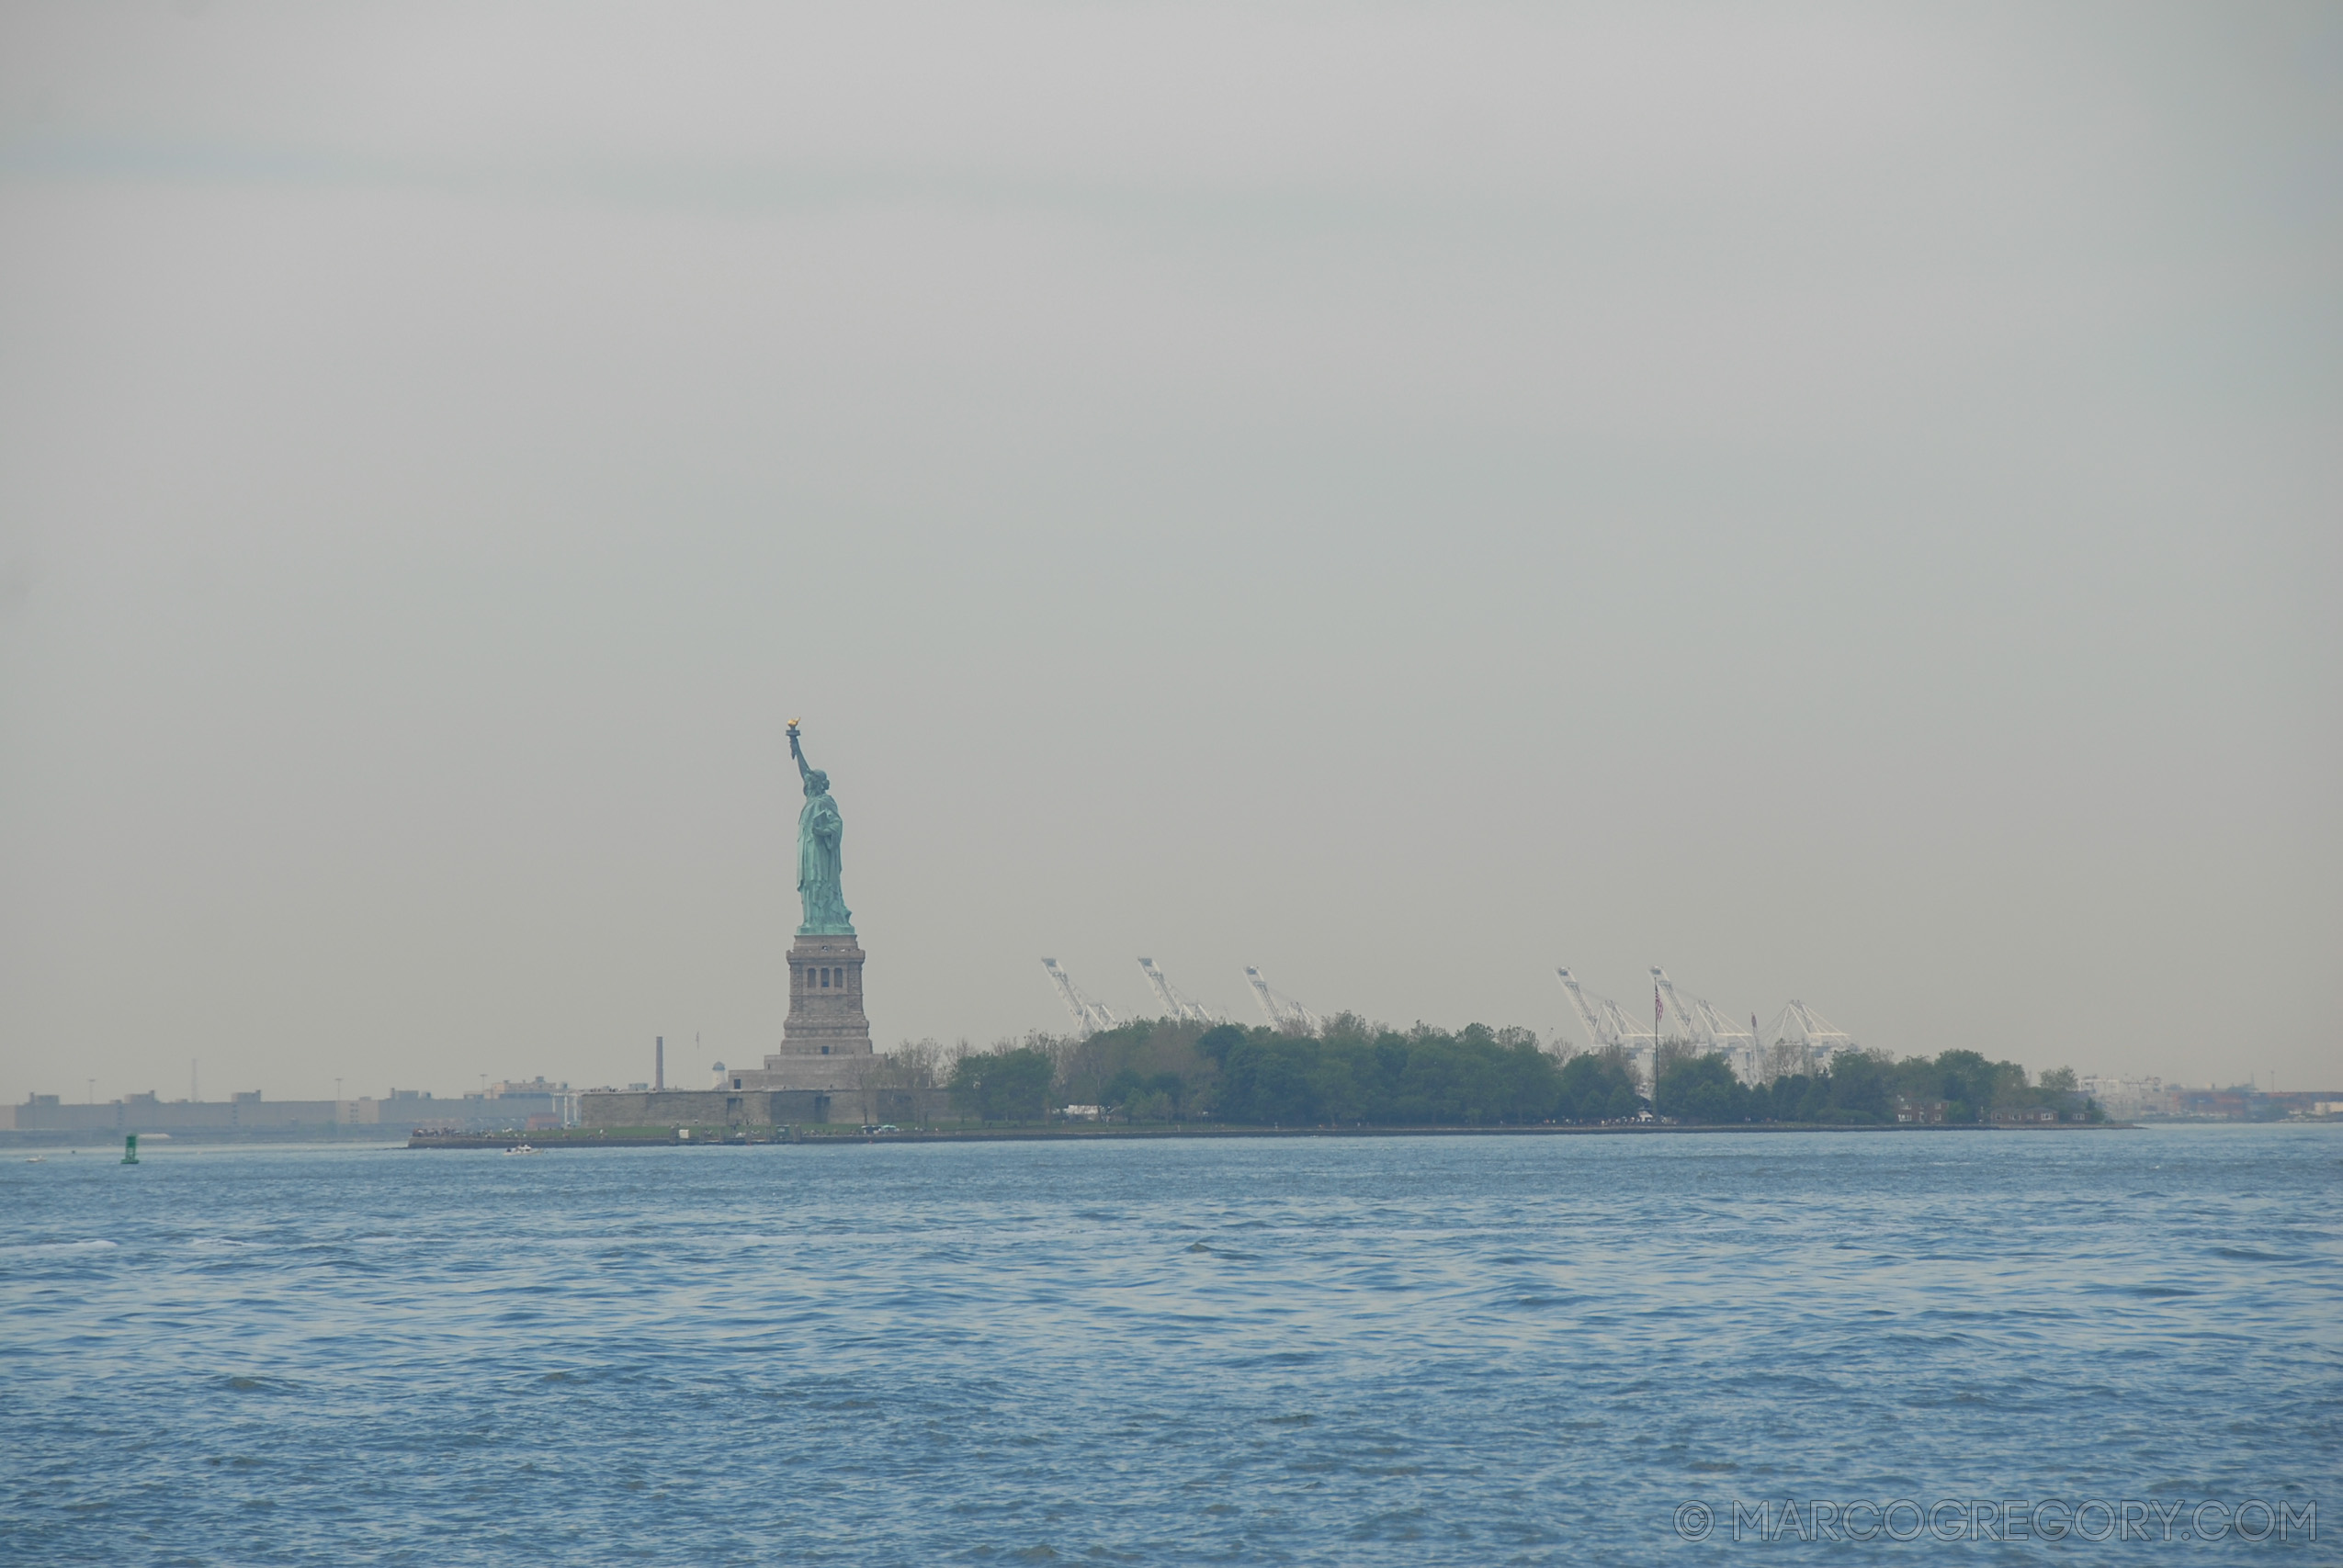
(787, 719), (813, 784)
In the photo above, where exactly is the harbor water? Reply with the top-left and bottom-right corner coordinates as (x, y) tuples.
(3, 1126), (2336, 1563)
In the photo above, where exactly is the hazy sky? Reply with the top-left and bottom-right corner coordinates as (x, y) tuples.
(2, 2), (2337, 1103)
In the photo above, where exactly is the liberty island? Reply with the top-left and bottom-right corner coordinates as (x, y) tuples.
(562, 722), (2125, 1141)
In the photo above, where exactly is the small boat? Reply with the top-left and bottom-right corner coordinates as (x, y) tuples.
(24, 1156), (44, 1164)
(504, 1143), (538, 1156)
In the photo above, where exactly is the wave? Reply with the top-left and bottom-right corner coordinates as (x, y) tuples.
(0, 1239), (120, 1258)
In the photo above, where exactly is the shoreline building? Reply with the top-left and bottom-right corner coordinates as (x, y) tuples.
(1, 1080), (578, 1143)
(2080, 1075), (2180, 1120)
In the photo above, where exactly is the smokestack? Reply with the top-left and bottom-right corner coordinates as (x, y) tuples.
(655, 1036), (664, 1091)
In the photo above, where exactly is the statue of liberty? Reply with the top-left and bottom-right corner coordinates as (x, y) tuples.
(787, 721), (855, 935)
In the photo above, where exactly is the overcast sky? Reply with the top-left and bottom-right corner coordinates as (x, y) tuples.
(2, 2), (2337, 1103)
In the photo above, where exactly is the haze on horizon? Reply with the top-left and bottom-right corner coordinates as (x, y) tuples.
(1, 2), (2336, 1105)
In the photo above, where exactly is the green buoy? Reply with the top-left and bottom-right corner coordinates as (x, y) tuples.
(120, 1134), (139, 1165)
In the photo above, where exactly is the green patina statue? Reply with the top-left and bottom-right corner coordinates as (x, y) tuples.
(787, 721), (855, 935)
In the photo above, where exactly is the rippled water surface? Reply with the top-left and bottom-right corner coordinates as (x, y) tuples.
(3, 1126), (2337, 1563)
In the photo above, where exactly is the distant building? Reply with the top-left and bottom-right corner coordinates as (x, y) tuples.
(483, 1079), (577, 1128)
(2081, 1075), (2180, 1120)
(2, 1078), (578, 1137)
(6, 1091), (351, 1134)
(2168, 1086), (2342, 1122)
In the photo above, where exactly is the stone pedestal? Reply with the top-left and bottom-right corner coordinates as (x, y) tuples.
(781, 933), (872, 1055)
(731, 933), (873, 1093)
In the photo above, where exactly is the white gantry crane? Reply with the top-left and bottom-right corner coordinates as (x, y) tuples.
(1761, 1000), (1855, 1073)
(1041, 958), (1120, 1037)
(1242, 965), (1323, 1033)
(1137, 958), (1225, 1024)
(1553, 968), (1657, 1089)
(1651, 967), (1760, 1081)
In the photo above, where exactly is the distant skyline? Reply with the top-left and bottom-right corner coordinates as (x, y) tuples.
(2, 3), (2337, 1102)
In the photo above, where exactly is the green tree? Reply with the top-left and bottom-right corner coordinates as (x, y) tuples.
(1652, 1037), (1703, 1084)
(1654, 1054), (1749, 1122)
(1206, 1023), (1569, 1126)
(1219, 1033), (1323, 1124)
(1556, 1053), (1640, 1122)
(948, 1046), (1054, 1123)
(1101, 1065), (1147, 1121)
(1822, 1051), (1893, 1122)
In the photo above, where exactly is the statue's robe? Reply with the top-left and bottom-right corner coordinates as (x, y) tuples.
(797, 789), (853, 933)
